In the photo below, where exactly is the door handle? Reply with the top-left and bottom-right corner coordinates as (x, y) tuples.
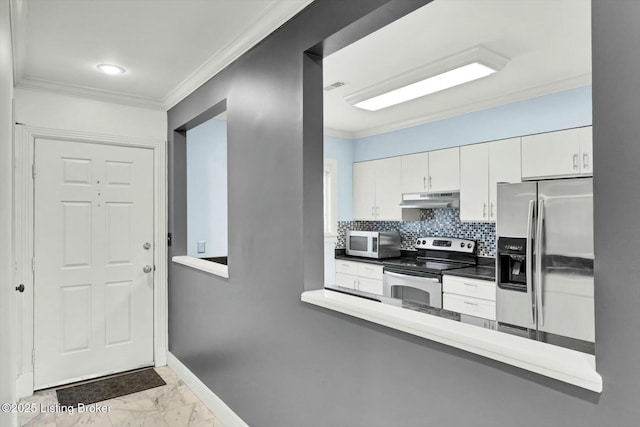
(490, 202), (495, 219)
(526, 200), (535, 325)
(583, 153), (589, 169)
(483, 203), (487, 218)
(536, 199), (545, 327)
(143, 265), (153, 274)
(572, 154), (579, 170)
(423, 176), (427, 190)
(429, 176), (432, 189)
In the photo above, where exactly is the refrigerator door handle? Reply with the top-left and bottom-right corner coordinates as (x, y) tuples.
(526, 200), (535, 325)
(536, 199), (545, 326)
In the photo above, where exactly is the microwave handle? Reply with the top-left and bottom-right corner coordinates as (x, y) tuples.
(372, 237), (378, 253)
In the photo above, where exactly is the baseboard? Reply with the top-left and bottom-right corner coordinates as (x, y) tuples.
(166, 352), (249, 427)
(16, 371), (33, 399)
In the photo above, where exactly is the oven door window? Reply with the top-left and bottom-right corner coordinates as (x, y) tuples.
(349, 236), (369, 252)
(391, 286), (431, 306)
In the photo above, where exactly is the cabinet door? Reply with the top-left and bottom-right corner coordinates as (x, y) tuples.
(335, 273), (357, 289)
(357, 262), (383, 281)
(357, 277), (384, 295)
(401, 152), (429, 193)
(460, 143), (489, 222)
(353, 161), (376, 220)
(374, 157), (402, 220)
(428, 147), (460, 192)
(579, 126), (593, 176)
(521, 128), (581, 179)
(488, 138), (521, 222)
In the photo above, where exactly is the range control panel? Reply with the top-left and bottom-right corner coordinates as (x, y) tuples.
(415, 237), (476, 253)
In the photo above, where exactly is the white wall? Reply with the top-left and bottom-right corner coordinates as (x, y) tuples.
(14, 89), (167, 140)
(0, 0), (17, 425)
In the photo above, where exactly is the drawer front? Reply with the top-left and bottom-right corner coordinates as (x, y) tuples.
(357, 277), (383, 295)
(335, 273), (357, 289)
(443, 293), (496, 320)
(358, 263), (383, 280)
(443, 275), (496, 301)
(336, 260), (359, 275)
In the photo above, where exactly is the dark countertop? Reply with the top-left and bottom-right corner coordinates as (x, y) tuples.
(334, 254), (396, 266)
(444, 265), (496, 281)
(335, 251), (496, 281)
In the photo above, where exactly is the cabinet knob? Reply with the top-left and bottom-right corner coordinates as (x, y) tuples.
(143, 265), (153, 274)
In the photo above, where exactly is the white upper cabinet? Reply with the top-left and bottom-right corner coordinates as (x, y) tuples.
(375, 157), (402, 220)
(488, 138), (521, 221)
(428, 147), (460, 192)
(353, 157), (402, 221)
(521, 126), (592, 180)
(401, 152), (429, 193)
(578, 126), (593, 175)
(460, 143), (489, 221)
(353, 161), (377, 220)
(460, 138), (521, 222)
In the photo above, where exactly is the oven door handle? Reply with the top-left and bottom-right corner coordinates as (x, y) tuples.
(383, 271), (441, 282)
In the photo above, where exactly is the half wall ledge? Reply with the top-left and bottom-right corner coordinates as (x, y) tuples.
(301, 289), (602, 393)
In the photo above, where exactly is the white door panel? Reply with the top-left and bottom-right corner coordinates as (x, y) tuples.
(34, 139), (154, 389)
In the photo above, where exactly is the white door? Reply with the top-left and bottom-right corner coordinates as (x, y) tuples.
(34, 139), (154, 389)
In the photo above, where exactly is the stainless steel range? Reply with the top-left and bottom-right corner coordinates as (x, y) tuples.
(382, 237), (477, 309)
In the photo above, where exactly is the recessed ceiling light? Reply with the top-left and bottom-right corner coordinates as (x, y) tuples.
(96, 64), (126, 75)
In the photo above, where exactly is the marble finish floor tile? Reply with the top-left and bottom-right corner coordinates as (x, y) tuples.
(17, 367), (225, 427)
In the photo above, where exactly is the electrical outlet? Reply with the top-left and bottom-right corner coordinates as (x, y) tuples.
(197, 241), (206, 254)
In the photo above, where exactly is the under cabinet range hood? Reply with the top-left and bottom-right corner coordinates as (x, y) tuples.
(399, 191), (460, 209)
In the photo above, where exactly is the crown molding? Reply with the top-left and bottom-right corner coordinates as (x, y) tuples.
(16, 76), (165, 110)
(324, 127), (355, 140)
(162, 0), (315, 110)
(349, 74), (592, 140)
(12, 0), (313, 112)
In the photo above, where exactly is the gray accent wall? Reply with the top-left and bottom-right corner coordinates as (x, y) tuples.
(167, 1), (640, 426)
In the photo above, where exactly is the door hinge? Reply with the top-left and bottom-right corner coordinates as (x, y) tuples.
(32, 257), (35, 271)
(167, 233), (172, 247)
(32, 163), (36, 179)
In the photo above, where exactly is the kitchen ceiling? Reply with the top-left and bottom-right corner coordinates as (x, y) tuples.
(12, 0), (314, 109)
(323, 0), (592, 139)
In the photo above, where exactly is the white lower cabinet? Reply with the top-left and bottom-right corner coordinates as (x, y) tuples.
(335, 260), (384, 295)
(443, 275), (496, 320)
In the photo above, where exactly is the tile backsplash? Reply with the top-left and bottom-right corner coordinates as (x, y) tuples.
(336, 209), (496, 257)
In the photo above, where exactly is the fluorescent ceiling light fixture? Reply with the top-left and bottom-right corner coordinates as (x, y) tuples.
(345, 46), (509, 111)
(96, 63), (126, 75)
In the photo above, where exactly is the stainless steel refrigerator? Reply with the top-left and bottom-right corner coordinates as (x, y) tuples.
(496, 178), (594, 352)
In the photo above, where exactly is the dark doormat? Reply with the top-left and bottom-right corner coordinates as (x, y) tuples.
(56, 368), (166, 407)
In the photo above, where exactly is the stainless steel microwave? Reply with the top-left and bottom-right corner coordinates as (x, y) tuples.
(346, 230), (401, 259)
